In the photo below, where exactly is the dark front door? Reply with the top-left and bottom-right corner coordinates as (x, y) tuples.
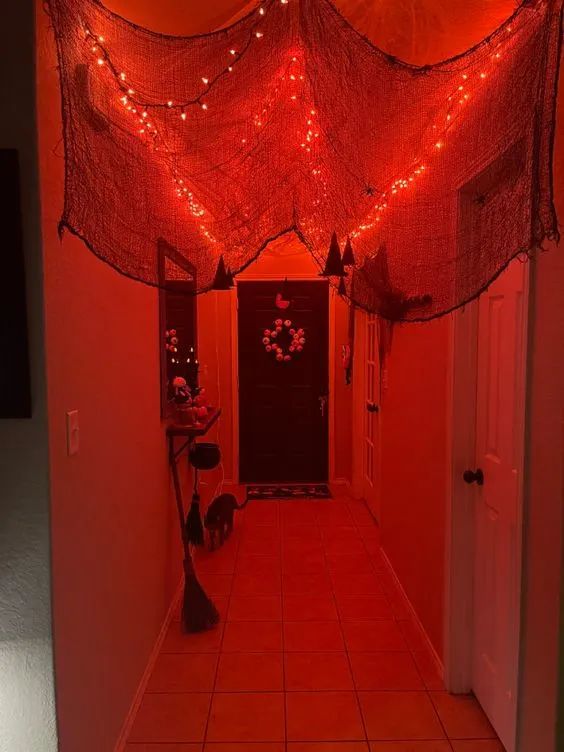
(238, 280), (329, 483)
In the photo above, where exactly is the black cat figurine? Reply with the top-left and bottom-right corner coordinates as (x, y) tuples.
(204, 493), (248, 550)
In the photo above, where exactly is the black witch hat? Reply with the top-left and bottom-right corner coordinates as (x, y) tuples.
(212, 255), (233, 290)
(342, 236), (356, 266)
(321, 232), (346, 277)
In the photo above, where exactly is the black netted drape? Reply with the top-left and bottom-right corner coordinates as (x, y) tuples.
(47, 0), (562, 320)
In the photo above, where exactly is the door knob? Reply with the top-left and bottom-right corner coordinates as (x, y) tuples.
(463, 468), (484, 486)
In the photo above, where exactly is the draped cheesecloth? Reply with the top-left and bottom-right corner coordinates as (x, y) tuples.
(47, 0), (562, 320)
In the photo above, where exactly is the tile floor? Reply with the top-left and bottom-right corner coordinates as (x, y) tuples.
(127, 496), (503, 752)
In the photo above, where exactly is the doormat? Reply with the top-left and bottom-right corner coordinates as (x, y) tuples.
(246, 484), (332, 501)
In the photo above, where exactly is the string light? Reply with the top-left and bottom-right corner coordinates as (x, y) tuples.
(82, 0), (516, 256)
(82, 0), (273, 115)
(350, 28), (515, 240)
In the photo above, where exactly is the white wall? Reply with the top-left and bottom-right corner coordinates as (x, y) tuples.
(0, 3), (58, 751)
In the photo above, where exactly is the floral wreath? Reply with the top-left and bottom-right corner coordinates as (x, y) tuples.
(262, 318), (306, 362)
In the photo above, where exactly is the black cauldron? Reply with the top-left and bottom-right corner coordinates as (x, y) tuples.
(189, 442), (221, 470)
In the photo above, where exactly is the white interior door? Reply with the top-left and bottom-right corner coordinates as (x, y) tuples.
(361, 312), (381, 519)
(471, 258), (526, 752)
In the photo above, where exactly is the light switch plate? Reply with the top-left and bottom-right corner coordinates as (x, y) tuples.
(66, 410), (79, 456)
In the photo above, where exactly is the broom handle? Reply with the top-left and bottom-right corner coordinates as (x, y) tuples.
(169, 436), (188, 536)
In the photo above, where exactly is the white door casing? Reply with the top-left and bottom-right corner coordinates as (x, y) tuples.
(352, 309), (381, 519)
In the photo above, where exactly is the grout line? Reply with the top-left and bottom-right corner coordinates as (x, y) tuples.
(340, 498), (383, 746)
(200, 501), (243, 748)
(137, 494), (481, 749)
(277, 503), (289, 752)
(353, 498), (456, 745)
(318, 501), (370, 747)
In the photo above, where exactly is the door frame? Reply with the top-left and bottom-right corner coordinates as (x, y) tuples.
(351, 309), (382, 521)
(230, 276), (336, 485)
(444, 262), (530, 714)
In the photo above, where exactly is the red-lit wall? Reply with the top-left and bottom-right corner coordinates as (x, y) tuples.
(374, 0), (517, 660)
(379, 319), (449, 655)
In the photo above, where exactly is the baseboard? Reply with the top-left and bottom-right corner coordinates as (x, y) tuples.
(113, 579), (183, 752)
(379, 548), (444, 678)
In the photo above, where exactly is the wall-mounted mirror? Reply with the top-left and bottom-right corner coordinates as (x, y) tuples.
(158, 239), (197, 418)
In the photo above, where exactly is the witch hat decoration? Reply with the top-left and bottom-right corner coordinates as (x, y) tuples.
(321, 232), (346, 277)
(342, 236), (356, 266)
(225, 266), (235, 288)
(337, 276), (347, 296)
(212, 255), (232, 290)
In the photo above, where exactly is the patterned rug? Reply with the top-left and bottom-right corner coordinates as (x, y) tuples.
(246, 484), (332, 501)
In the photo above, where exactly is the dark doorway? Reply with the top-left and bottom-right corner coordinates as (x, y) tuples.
(238, 280), (329, 483)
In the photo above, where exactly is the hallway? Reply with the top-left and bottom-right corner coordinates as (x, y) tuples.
(126, 496), (501, 751)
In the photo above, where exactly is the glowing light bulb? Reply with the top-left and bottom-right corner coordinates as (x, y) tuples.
(167, 100), (173, 107)
(255, 32), (263, 38)
(259, 6), (265, 14)
(201, 103), (208, 110)
(202, 77), (209, 84)
(435, 141), (443, 149)
(120, 72), (126, 81)
(181, 112), (187, 120)
(98, 35), (105, 42)
(230, 49), (237, 56)
(97, 58), (104, 65)
(128, 88), (135, 95)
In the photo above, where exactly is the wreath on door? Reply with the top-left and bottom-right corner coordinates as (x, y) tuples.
(262, 318), (306, 362)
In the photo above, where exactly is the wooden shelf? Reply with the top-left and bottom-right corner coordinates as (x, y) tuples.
(166, 407), (222, 439)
